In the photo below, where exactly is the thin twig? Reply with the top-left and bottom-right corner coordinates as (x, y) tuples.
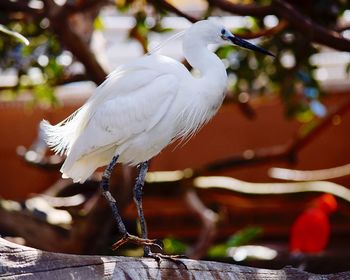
(207, 0), (350, 52)
(235, 19), (288, 39)
(269, 163), (350, 181)
(184, 189), (218, 259)
(207, 0), (273, 17)
(149, 0), (199, 23)
(336, 24), (350, 32)
(194, 98), (350, 176)
(65, 0), (108, 14)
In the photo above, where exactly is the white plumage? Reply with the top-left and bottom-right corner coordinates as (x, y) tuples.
(41, 20), (272, 183)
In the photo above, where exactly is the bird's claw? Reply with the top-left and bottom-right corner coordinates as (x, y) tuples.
(145, 251), (188, 269)
(112, 233), (163, 251)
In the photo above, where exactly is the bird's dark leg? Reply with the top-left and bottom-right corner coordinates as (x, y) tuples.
(100, 155), (162, 251)
(101, 155), (127, 236)
(133, 161), (152, 256)
(133, 162), (187, 267)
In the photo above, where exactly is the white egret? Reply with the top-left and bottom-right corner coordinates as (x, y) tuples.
(41, 20), (274, 257)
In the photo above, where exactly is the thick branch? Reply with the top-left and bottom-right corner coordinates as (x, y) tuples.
(272, 0), (350, 52)
(64, 0), (108, 15)
(207, 0), (273, 17)
(50, 24), (106, 84)
(235, 19), (288, 39)
(0, 0), (43, 15)
(149, 0), (199, 23)
(206, 0), (350, 52)
(43, 0), (106, 84)
(194, 98), (350, 175)
(2, 238), (348, 279)
(336, 24), (350, 32)
(193, 176), (350, 203)
(269, 163), (350, 181)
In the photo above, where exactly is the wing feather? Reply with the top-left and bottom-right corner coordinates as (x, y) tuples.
(68, 72), (179, 160)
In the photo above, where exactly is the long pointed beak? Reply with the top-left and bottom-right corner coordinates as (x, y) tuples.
(228, 36), (275, 57)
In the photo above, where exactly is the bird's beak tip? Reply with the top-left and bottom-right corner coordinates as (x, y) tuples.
(267, 51), (276, 58)
(229, 35), (275, 57)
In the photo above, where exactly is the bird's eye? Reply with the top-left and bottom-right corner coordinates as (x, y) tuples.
(221, 29), (226, 35)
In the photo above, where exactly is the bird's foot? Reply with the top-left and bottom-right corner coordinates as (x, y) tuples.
(145, 251), (188, 269)
(111, 233), (163, 251)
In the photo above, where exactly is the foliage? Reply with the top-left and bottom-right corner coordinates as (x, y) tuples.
(0, 17), (64, 105)
(162, 237), (187, 255)
(0, 0), (349, 115)
(207, 226), (263, 258)
(215, 0), (348, 120)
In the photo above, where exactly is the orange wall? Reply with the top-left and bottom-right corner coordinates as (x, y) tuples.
(0, 93), (349, 199)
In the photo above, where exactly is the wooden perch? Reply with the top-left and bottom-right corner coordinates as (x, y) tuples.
(1, 238), (349, 279)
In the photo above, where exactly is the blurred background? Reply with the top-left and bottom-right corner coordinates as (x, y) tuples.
(1, 0), (350, 274)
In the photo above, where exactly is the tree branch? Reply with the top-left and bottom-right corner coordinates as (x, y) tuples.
(0, 0), (43, 15)
(149, 0), (199, 23)
(206, 0), (350, 52)
(43, 0), (107, 85)
(64, 0), (108, 15)
(207, 0), (273, 17)
(336, 24), (350, 32)
(194, 97), (350, 175)
(271, 0), (350, 52)
(4, 238), (347, 279)
(235, 19), (288, 39)
(184, 189), (218, 259)
(269, 163), (350, 181)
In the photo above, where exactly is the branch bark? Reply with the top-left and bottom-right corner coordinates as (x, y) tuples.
(272, 0), (350, 52)
(235, 19), (288, 39)
(149, 0), (199, 23)
(43, 0), (107, 85)
(206, 0), (350, 52)
(1, 238), (349, 279)
(0, 0), (43, 15)
(184, 189), (218, 259)
(207, 0), (273, 17)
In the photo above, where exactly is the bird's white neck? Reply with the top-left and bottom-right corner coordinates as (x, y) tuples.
(174, 33), (228, 140)
(182, 35), (227, 89)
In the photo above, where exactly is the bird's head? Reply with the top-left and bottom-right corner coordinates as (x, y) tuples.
(190, 20), (275, 57)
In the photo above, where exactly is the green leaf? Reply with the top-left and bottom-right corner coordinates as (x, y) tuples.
(207, 226), (263, 258)
(163, 238), (187, 255)
(207, 244), (228, 258)
(226, 227), (263, 247)
(93, 16), (105, 31)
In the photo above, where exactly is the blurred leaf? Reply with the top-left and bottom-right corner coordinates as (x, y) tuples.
(346, 63), (350, 75)
(216, 45), (233, 59)
(32, 83), (57, 106)
(226, 227), (263, 247)
(207, 226), (263, 258)
(296, 107), (314, 123)
(207, 244), (227, 258)
(163, 237), (187, 255)
(93, 16), (105, 31)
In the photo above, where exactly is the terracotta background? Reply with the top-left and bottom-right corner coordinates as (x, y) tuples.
(0, 91), (349, 200)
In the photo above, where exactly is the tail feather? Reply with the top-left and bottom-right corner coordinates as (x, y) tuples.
(61, 157), (98, 183)
(60, 144), (117, 183)
(40, 106), (88, 156)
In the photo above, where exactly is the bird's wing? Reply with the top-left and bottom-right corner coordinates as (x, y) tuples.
(42, 55), (187, 158)
(73, 69), (180, 158)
